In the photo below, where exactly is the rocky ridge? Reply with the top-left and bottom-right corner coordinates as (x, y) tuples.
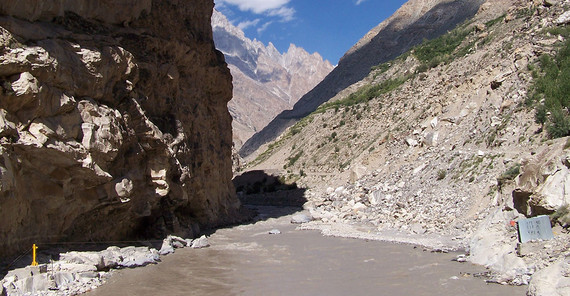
(211, 10), (333, 149)
(0, 0), (242, 258)
(246, 0), (570, 294)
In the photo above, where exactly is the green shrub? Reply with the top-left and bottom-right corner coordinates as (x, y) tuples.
(316, 76), (409, 113)
(551, 205), (570, 227)
(413, 27), (472, 67)
(371, 62), (391, 73)
(286, 151), (303, 168)
(528, 35), (570, 138)
(497, 163), (521, 186)
(484, 14), (505, 28)
(437, 169), (447, 180)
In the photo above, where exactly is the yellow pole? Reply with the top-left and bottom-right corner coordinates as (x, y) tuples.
(31, 244), (38, 266)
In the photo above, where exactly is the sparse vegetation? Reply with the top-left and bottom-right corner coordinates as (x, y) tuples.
(551, 205), (570, 227)
(284, 151), (304, 169)
(484, 14), (506, 28)
(527, 28), (570, 138)
(497, 163), (521, 186)
(437, 169), (447, 180)
(316, 75), (409, 113)
(413, 25), (473, 70)
(371, 62), (391, 74)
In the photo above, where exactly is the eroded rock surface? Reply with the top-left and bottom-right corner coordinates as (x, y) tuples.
(0, 0), (241, 257)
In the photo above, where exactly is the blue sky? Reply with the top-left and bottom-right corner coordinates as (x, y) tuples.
(214, 0), (408, 64)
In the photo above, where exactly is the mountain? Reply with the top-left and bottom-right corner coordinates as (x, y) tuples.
(242, 0), (570, 293)
(211, 10), (334, 149)
(0, 0), (243, 256)
(240, 0), (486, 159)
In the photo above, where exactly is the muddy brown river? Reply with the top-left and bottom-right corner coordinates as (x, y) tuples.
(88, 207), (525, 296)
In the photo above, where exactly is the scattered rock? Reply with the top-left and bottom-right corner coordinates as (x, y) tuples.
(406, 138), (419, 147)
(269, 229), (282, 235)
(423, 132), (438, 147)
(556, 11), (570, 25)
(191, 235), (210, 249)
(291, 213), (313, 224)
(430, 117), (439, 129)
(527, 257), (570, 296)
(159, 240), (175, 255)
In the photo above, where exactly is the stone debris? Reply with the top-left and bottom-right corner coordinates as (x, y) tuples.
(0, 234), (209, 295)
(291, 213), (313, 224)
(269, 229), (282, 235)
(191, 235), (210, 249)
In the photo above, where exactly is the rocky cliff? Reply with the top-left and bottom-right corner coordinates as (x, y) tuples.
(0, 0), (241, 257)
(240, 0), (485, 159)
(212, 10), (333, 149)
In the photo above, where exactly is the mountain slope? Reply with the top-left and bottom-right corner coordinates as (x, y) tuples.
(243, 0), (570, 293)
(240, 0), (486, 159)
(212, 10), (333, 148)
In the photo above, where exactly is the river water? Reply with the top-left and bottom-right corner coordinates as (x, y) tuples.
(88, 208), (525, 296)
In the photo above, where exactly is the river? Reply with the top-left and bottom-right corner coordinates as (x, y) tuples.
(88, 207), (525, 296)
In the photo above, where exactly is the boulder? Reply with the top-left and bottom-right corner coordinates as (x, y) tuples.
(469, 209), (528, 284)
(350, 165), (367, 182)
(556, 11), (570, 25)
(118, 247), (159, 267)
(191, 235), (210, 249)
(53, 272), (75, 288)
(291, 213), (313, 224)
(168, 235), (188, 249)
(368, 190), (383, 206)
(60, 252), (103, 269)
(528, 257), (570, 296)
(406, 138), (418, 147)
(423, 132), (439, 147)
(430, 117), (439, 129)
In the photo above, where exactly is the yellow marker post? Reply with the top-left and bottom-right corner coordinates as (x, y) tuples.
(31, 244), (38, 266)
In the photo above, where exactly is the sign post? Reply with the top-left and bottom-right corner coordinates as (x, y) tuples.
(31, 244), (38, 266)
(517, 215), (554, 243)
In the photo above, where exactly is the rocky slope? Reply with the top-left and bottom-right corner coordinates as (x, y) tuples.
(212, 10), (333, 149)
(0, 0), (242, 257)
(240, 0), (488, 160)
(245, 0), (570, 294)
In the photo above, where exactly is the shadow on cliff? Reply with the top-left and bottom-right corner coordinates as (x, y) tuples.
(198, 170), (307, 237)
(0, 171), (306, 277)
(239, 0), (484, 158)
(233, 170), (307, 207)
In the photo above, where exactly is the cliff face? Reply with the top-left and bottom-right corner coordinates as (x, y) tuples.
(240, 0), (485, 159)
(212, 10), (333, 149)
(0, 0), (241, 256)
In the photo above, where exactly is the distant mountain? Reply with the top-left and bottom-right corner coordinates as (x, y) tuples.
(212, 10), (334, 148)
(240, 0), (485, 159)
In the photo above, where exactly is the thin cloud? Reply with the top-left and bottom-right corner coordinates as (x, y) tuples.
(268, 6), (295, 22)
(355, 0), (368, 5)
(216, 0), (295, 22)
(257, 21), (273, 35)
(237, 19), (261, 30)
(217, 0), (290, 14)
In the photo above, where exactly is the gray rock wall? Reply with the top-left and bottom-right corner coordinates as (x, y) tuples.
(0, 0), (241, 257)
